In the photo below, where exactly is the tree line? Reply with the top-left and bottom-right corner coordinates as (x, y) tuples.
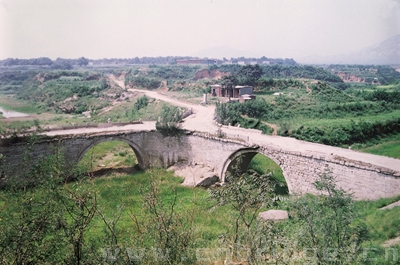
(214, 64), (345, 90)
(1, 57), (89, 68)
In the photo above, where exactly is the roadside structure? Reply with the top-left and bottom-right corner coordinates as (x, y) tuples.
(211, 85), (255, 102)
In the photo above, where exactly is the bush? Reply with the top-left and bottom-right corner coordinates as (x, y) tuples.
(292, 117), (400, 146)
(127, 76), (161, 90)
(290, 171), (369, 264)
(214, 101), (240, 125)
(133, 95), (149, 110)
(155, 105), (184, 135)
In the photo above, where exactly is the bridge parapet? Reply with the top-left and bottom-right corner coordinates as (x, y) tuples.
(257, 145), (400, 200)
(1, 130), (399, 200)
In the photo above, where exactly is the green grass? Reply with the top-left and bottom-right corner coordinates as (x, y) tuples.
(376, 84), (400, 90)
(64, 169), (231, 247)
(353, 133), (400, 159)
(79, 141), (137, 171)
(248, 154), (289, 195)
(1, 165), (399, 262)
(284, 109), (400, 130)
(248, 153), (284, 182)
(355, 195), (400, 245)
(361, 143), (400, 159)
(90, 96), (181, 123)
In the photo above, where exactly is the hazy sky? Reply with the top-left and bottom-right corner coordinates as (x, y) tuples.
(1, 0), (399, 60)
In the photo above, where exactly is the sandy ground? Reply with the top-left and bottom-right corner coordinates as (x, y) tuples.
(127, 88), (217, 132)
(382, 236), (400, 247)
(168, 163), (218, 187)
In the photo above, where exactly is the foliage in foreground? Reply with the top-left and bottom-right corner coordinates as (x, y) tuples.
(209, 168), (292, 263)
(289, 171), (370, 264)
(0, 144), (398, 264)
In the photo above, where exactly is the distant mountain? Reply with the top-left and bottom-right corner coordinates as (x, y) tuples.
(299, 34), (400, 65)
(356, 34), (400, 64)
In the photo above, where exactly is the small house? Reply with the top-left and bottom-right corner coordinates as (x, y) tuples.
(211, 85), (255, 102)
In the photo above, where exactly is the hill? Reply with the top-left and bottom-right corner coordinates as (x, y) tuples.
(300, 34), (400, 65)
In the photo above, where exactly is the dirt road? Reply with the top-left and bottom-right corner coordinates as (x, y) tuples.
(127, 88), (218, 132)
(108, 74), (218, 132)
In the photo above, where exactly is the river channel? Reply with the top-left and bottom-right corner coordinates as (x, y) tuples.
(0, 107), (29, 118)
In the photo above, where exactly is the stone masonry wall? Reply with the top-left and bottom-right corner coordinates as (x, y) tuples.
(1, 130), (399, 200)
(259, 147), (400, 200)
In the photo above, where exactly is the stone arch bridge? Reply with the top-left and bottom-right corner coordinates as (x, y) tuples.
(1, 129), (399, 200)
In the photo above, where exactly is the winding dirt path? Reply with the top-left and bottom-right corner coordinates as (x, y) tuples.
(127, 87), (217, 132)
(108, 74), (125, 89)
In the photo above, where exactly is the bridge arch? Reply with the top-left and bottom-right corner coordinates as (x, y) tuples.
(76, 136), (146, 169)
(221, 147), (292, 194)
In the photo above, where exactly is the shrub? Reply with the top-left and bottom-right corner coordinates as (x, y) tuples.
(133, 95), (149, 110)
(155, 105), (184, 135)
(290, 170), (369, 264)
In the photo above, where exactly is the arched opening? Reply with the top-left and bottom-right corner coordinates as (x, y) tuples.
(248, 153), (288, 195)
(222, 149), (289, 195)
(78, 140), (143, 177)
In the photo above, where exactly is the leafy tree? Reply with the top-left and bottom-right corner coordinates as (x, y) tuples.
(220, 75), (238, 90)
(0, 143), (69, 264)
(77, 57), (89, 66)
(238, 98), (270, 119)
(236, 64), (263, 86)
(209, 159), (287, 263)
(290, 170), (369, 264)
(0, 141), (106, 265)
(215, 101), (240, 125)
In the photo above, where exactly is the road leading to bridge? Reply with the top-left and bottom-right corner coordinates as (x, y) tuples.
(127, 88), (218, 132)
(43, 89), (400, 173)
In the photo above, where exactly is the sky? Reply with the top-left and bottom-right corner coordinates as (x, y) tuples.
(1, 0), (400, 61)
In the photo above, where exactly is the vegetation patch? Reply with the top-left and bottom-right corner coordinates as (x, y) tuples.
(79, 141), (138, 173)
(0, 146), (399, 264)
(353, 133), (400, 159)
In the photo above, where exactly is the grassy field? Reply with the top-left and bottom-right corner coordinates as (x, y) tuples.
(0, 94), (42, 113)
(76, 141), (286, 245)
(74, 167), (400, 252)
(353, 133), (400, 159)
(77, 141), (400, 248)
(297, 109), (400, 128)
(1, 140), (399, 263)
(355, 195), (400, 246)
(376, 84), (400, 90)
(96, 95), (174, 123)
(79, 141), (138, 172)
(249, 154), (284, 181)
(82, 169), (228, 246)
